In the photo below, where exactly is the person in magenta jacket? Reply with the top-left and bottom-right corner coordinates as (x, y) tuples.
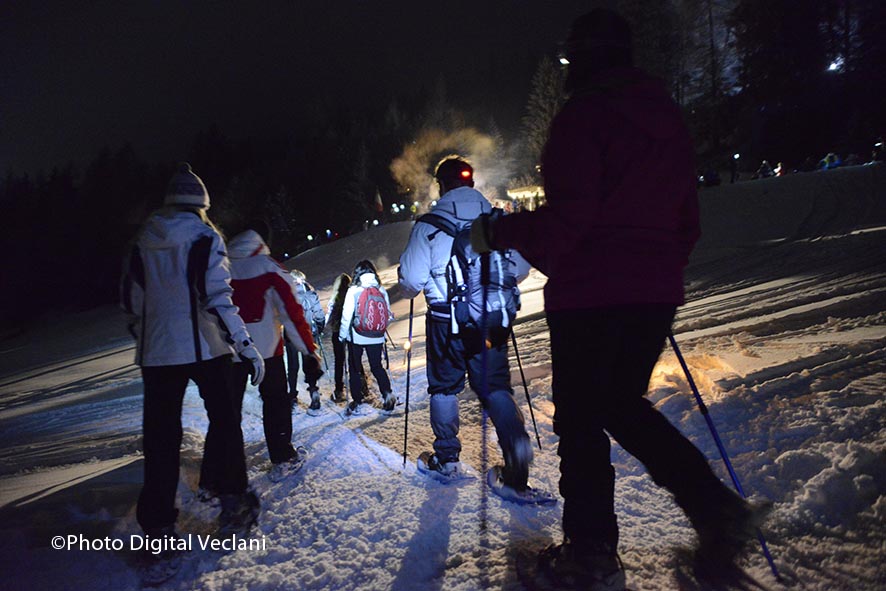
(471, 9), (764, 589)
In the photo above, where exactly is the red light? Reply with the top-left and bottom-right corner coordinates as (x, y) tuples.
(461, 170), (471, 178)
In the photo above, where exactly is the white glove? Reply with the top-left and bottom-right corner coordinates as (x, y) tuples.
(238, 343), (265, 386)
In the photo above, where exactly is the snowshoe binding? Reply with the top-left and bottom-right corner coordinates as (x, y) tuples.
(487, 465), (557, 505)
(416, 451), (477, 484)
(138, 526), (185, 587)
(268, 446), (308, 483)
(218, 489), (260, 536)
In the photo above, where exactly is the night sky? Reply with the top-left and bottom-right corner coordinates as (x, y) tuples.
(2, 1), (595, 176)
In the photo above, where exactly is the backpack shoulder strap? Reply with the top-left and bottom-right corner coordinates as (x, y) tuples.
(417, 213), (458, 239)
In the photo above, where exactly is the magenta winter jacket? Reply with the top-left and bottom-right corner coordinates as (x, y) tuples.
(494, 67), (701, 311)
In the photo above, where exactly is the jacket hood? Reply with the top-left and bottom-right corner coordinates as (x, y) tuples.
(356, 272), (380, 287)
(227, 230), (270, 259)
(571, 66), (683, 140)
(139, 210), (208, 250)
(433, 186), (492, 224)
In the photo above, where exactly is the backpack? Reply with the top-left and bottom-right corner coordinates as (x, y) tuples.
(418, 213), (518, 339)
(352, 285), (390, 338)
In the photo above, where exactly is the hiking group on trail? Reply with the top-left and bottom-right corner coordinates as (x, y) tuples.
(120, 8), (771, 590)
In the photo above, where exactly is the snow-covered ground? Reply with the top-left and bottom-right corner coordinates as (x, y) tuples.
(1, 166), (884, 590)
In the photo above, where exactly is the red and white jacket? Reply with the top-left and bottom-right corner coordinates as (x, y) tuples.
(227, 230), (316, 359)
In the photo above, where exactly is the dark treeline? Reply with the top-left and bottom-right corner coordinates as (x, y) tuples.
(2, 0), (884, 328)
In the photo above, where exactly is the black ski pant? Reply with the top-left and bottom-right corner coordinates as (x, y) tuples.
(285, 339), (323, 397)
(548, 305), (735, 551)
(232, 355), (297, 464)
(425, 314), (529, 486)
(347, 341), (391, 403)
(331, 333), (349, 391)
(137, 355), (247, 533)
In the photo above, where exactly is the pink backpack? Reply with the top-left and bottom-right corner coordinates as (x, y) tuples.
(352, 286), (390, 338)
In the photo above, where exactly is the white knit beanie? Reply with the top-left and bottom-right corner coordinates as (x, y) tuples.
(165, 162), (210, 209)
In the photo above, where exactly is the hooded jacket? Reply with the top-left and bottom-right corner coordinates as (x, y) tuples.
(493, 67), (701, 311)
(291, 273), (325, 333)
(227, 230), (315, 359)
(398, 186), (530, 307)
(120, 208), (253, 367)
(339, 272), (392, 346)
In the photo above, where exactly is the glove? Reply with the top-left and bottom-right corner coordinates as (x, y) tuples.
(470, 209), (502, 254)
(238, 342), (266, 387)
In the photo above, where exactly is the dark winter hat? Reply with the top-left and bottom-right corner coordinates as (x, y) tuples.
(353, 259), (378, 278)
(565, 8), (632, 65)
(434, 156), (474, 188)
(165, 162), (210, 209)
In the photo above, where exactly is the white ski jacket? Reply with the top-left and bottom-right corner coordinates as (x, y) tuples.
(227, 230), (315, 360)
(339, 272), (392, 345)
(120, 209), (254, 367)
(398, 186), (531, 307)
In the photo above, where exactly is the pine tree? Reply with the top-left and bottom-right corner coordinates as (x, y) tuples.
(519, 56), (565, 181)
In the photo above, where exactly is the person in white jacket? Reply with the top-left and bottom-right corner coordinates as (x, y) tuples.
(338, 259), (395, 414)
(226, 222), (320, 476)
(120, 163), (264, 542)
(398, 157), (536, 494)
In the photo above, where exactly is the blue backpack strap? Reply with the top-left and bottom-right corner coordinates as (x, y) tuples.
(416, 213), (458, 240)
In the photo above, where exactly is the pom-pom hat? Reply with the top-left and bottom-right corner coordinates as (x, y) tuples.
(165, 162), (210, 209)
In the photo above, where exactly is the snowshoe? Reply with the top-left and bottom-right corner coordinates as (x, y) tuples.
(416, 451), (477, 483)
(382, 391), (396, 413)
(138, 526), (185, 587)
(535, 541), (626, 591)
(332, 388), (347, 403)
(306, 388), (322, 416)
(218, 489), (260, 535)
(346, 400), (375, 416)
(268, 446), (308, 483)
(196, 486), (219, 504)
(487, 465), (557, 505)
(140, 551), (183, 587)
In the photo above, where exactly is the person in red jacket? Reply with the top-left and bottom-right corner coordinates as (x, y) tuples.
(472, 9), (764, 589)
(226, 220), (320, 481)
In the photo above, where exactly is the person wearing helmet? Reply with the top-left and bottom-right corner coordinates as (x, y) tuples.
(398, 157), (540, 499)
(471, 9), (766, 589)
(120, 163), (264, 575)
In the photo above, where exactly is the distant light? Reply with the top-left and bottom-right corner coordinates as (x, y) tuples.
(326, 229), (332, 238)
(430, 200), (437, 207)
(283, 252), (289, 258)
(372, 219), (379, 226)
(558, 56), (570, 66)
(403, 340), (412, 351)
(307, 234), (313, 241)
(827, 57), (844, 73)
(413, 201), (419, 207)
(733, 153), (740, 160)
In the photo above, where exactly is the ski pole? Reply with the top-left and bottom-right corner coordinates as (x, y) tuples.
(385, 329), (398, 349)
(510, 328), (542, 450)
(402, 298), (414, 467)
(479, 252), (490, 532)
(383, 339), (390, 370)
(316, 334), (329, 372)
(668, 333), (780, 580)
